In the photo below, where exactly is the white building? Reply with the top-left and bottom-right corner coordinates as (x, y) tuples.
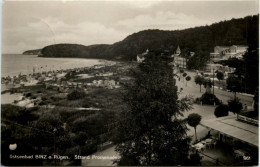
(171, 45), (194, 69)
(137, 49), (149, 63)
(210, 45), (248, 62)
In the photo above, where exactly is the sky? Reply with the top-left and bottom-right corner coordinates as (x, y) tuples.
(2, 0), (259, 54)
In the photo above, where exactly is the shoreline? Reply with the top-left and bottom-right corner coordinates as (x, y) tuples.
(1, 60), (117, 106)
(2, 54), (113, 78)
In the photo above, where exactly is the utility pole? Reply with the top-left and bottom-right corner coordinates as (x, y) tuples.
(53, 128), (57, 166)
(213, 68), (215, 96)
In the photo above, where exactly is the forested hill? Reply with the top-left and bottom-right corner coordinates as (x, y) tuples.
(23, 49), (42, 55)
(25, 14), (258, 61)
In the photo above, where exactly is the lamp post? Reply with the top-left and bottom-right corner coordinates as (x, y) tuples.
(213, 68), (215, 106)
(53, 128), (57, 166)
(212, 68), (215, 96)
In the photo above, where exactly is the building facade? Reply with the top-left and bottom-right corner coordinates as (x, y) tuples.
(210, 45), (248, 62)
(136, 49), (149, 63)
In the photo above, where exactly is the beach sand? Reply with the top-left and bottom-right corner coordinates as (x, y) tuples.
(1, 92), (23, 104)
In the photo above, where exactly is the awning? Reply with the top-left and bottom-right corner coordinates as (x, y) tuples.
(200, 115), (258, 147)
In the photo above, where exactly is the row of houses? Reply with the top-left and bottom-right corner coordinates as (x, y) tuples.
(210, 45), (248, 62)
(136, 46), (193, 69)
(92, 79), (120, 89)
(136, 45), (247, 73)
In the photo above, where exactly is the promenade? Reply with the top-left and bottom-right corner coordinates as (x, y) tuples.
(178, 70), (253, 106)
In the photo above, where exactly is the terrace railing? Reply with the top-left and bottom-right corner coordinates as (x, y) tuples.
(237, 114), (258, 126)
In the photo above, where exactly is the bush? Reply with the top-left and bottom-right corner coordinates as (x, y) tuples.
(81, 143), (97, 155)
(194, 98), (201, 104)
(25, 93), (32, 97)
(189, 153), (202, 166)
(10, 89), (18, 94)
(199, 93), (220, 105)
(42, 97), (48, 101)
(39, 101), (46, 106)
(214, 104), (229, 117)
(67, 89), (87, 100)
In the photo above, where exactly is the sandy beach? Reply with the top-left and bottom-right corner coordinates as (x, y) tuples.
(1, 92), (23, 104)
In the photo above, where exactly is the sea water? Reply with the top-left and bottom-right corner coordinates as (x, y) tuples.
(2, 54), (104, 77)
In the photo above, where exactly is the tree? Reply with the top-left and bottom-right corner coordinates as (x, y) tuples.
(214, 104), (229, 117)
(67, 89), (86, 100)
(180, 48), (191, 67)
(185, 76), (191, 86)
(183, 72), (187, 82)
(187, 113), (201, 142)
(243, 15), (259, 94)
(194, 75), (204, 92)
(203, 78), (212, 88)
(203, 78), (212, 93)
(226, 76), (241, 99)
(218, 58), (245, 77)
(186, 52), (208, 70)
(179, 69), (184, 81)
(216, 71), (224, 89)
(228, 98), (243, 114)
(30, 113), (72, 154)
(114, 50), (191, 166)
(1, 105), (39, 125)
(199, 93), (221, 105)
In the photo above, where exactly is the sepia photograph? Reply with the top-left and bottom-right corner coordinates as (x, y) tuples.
(1, 0), (259, 166)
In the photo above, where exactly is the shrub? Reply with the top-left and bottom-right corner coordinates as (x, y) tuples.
(199, 93), (220, 105)
(10, 89), (18, 94)
(25, 93), (32, 97)
(67, 89), (86, 100)
(214, 104), (229, 117)
(189, 153), (202, 166)
(42, 97), (48, 101)
(39, 101), (46, 106)
(194, 98), (201, 104)
(72, 132), (88, 146)
(81, 142), (98, 155)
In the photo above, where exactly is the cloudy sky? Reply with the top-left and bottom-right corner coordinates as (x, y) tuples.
(2, 0), (259, 54)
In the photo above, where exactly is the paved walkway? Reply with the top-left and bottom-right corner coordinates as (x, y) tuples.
(82, 146), (118, 166)
(177, 71), (253, 106)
